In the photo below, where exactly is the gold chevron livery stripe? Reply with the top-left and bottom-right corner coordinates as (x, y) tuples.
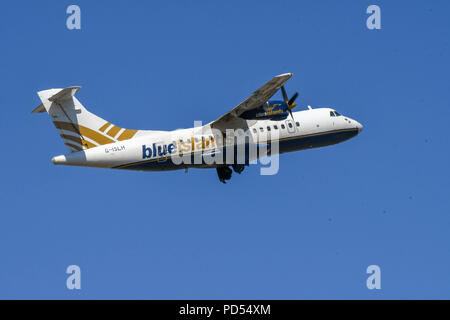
(117, 129), (138, 141)
(53, 121), (138, 149)
(53, 121), (115, 145)
(98, 122), (111, 132)
(106, 125), (121, 138)
(99, 123), (138, 141)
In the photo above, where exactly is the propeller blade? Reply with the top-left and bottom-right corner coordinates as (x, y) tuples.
(288, 92), (299, 106)
(281, 86), (289, 103)
(288, 109), (294, 121)
(282, 86), (298, 117)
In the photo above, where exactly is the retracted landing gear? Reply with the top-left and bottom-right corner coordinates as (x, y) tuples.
(232, 164), (245, 174)
(216, 166), (232, 184)
(216, 164), (246, 183)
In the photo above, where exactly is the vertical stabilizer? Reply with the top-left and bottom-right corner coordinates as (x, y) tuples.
(33, 87), (139, 153)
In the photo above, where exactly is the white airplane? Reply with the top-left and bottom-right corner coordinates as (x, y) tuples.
(32, 73), (362, 183)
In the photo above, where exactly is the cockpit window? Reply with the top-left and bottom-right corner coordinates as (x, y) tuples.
(334, 111), (341, 116)
(330, 111), (335, 117)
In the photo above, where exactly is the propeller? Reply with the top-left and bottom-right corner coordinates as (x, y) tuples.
(281, 86), (299, 121)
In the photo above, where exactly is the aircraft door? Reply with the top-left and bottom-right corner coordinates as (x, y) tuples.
(285, 120), (295, 134)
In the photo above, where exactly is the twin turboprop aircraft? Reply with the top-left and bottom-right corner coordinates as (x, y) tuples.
(32, 73), (363, 183)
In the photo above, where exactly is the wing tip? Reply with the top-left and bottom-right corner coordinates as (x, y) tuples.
(276, 72), (293, 78)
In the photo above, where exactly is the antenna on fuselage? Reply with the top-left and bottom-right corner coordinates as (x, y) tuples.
(307, 105), (313, 110)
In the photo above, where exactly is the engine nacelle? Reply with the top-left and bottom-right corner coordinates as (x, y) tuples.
(240, 100), (289, 121)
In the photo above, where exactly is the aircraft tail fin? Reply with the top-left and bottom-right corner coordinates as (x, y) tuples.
(33, 87), (139, 153)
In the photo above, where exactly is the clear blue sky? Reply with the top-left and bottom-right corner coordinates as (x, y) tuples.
(0, 0), (449, 299)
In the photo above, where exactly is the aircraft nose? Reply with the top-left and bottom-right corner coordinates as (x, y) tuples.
(356, 121), (363, 133)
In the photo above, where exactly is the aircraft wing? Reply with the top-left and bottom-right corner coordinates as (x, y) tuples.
(210, 73), (293, 128)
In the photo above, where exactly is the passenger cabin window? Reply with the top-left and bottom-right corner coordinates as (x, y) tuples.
(281, 124), (285, 129)
(267, 126), (271, 131)
(296, 122), (300, 127)
(274, 125), (278, 130)
(260, 127), (264, 132)
(253, 128), (257, 133)
(288, 123), (293, 128)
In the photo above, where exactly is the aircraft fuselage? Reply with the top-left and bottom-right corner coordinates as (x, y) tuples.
(51, 107), (363, 171)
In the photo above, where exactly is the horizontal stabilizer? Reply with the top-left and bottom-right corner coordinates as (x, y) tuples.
(31, 103), (45, 113)
(48, 86), (81, 102)
(31, 86), (81, 114)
